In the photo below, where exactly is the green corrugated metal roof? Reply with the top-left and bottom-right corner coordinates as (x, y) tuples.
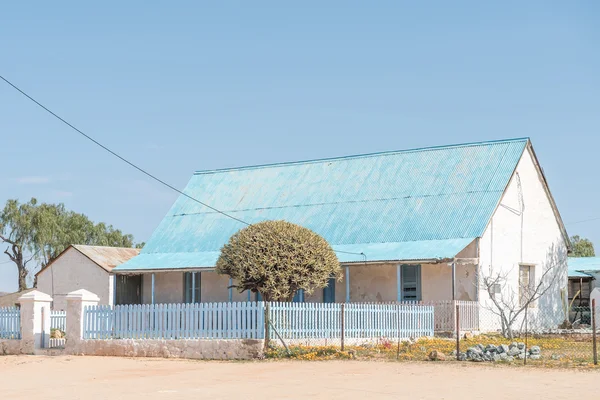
(116, 138), (529, 271)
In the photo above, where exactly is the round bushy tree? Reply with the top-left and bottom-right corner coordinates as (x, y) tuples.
(216, 220), (341, 301)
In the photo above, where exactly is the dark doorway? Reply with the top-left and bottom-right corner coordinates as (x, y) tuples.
(115, 275), (142, 305)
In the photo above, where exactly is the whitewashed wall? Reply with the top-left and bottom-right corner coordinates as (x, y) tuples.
(478, 147), (568, 331)
(36, 248), (112, 310)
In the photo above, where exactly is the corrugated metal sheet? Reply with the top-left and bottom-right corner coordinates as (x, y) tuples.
(115, 138), (528, 271)
(116, 238), (475, 271)
(73, 245), (140, 272)
(568, 257), (600, 274)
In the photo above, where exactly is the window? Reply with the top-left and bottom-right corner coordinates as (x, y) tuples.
(401, 265), (421, 301)
(323, 277), (336, 303)
(293, 289), (305, 303)
(184, 272), (201, 303)
(490, 284), (502, 300)
(519, 265), (535, 307)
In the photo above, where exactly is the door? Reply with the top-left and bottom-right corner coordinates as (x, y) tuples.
(323, 277), (336, 303)
(115, 275), (142, 305)
(401, 264), (421, 301)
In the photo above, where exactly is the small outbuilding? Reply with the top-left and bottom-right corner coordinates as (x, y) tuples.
(35, 245), (140, 310)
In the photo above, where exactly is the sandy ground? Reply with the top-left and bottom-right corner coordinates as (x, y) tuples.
(0, 356), (597, 400)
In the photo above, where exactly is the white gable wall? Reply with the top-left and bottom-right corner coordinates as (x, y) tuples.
(478, 146), (568, 331)
(36, 248), (113, 310)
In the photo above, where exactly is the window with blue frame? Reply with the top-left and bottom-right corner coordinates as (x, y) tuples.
(184, 272), (201, 303)
(323, 277), (336, 303)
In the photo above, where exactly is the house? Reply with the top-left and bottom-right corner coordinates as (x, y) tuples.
(113, 137), (569, 329)
(567, 257), (600, 306)
(35, 245), (140, 310)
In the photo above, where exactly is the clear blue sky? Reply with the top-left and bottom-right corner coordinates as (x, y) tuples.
(1, 1), (599, 293)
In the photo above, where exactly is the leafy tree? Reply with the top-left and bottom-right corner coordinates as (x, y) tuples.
(216, 220), (341, 301)
(570, 235), (595, 257)
(0, 198), (138, 291)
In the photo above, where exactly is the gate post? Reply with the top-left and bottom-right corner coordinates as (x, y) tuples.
(18, 290), (53, 353)
(65, 289), (100, 354)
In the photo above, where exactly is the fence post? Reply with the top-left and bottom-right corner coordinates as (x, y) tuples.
(524, 304), (528, 365)
(593, 299), (597, 366)
(340, 303), (345, 351)
(264, 302), (270, 352)
(455, 303), (460, 361)
(396, 303), (401, 360)
(65, 289), (100, 354)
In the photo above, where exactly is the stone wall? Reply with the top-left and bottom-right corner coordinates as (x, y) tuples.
(0, 339), (26, 355)
(67, 338), (264, 360)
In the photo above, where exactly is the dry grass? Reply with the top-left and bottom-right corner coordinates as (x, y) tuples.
(266, 334), (599, 368)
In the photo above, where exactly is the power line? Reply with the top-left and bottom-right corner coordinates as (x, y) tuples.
(565, 216), (600, 226)
(0, 74), (250, 227)
(0, 74), (366, 259)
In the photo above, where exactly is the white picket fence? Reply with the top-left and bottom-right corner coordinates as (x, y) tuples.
(83, 302), (435, 342)
(51, 310), (66, 332)
(84, 302), (265, 340)
(0, 307), (21, 339)
(269, 302), (435, 340)
(419, 301), (480, 332)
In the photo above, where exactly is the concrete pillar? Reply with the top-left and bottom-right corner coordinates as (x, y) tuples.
(345, 266), (350, 303)
(17, 290), (53, 353)
(65, 289), (100, 352)
(592, 288), (600, 325)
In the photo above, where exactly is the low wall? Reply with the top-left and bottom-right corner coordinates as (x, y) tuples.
(0, 339), (26, 355)
(66, 339), (264, 360)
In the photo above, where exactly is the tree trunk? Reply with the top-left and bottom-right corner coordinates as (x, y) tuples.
(18, 265), (28, 292)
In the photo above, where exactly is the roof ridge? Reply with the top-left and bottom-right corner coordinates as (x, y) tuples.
(194, 137), (530, 175)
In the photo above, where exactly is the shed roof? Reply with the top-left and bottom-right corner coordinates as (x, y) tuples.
(568, 257), (600, 274)
(36, 245), (140, 277)
(116, 138), (530, 271)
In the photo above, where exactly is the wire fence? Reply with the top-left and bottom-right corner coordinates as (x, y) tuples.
(266, 300), (599, 366)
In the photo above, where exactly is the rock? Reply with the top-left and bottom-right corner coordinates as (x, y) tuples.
(458, 352), (467, 361)
(463, 332), (473, 340)
(497, 344), (509, 354)
(451, 349), (457, 357)
(470, 353), (484, 362)
(485, 344), (497, 353)
(482, 353), (493, 362)
(517, 342), (525, 350)
(529, 346), (541, 355)
(492, 353), (502, 362)
(506, 356), (514, 362)
(51, 330), (63, 339)
(517, 353), (525, 360)
(467, 347), (482, 357)
(507, 347), (521, 357)
(509, 342), (518, 349)
(476, 344), (485, 352)
(428, 350), (446, 361)
(529, 355), (541, 360)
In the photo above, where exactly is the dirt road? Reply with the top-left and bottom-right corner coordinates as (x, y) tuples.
(0, 356), (596, 399)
